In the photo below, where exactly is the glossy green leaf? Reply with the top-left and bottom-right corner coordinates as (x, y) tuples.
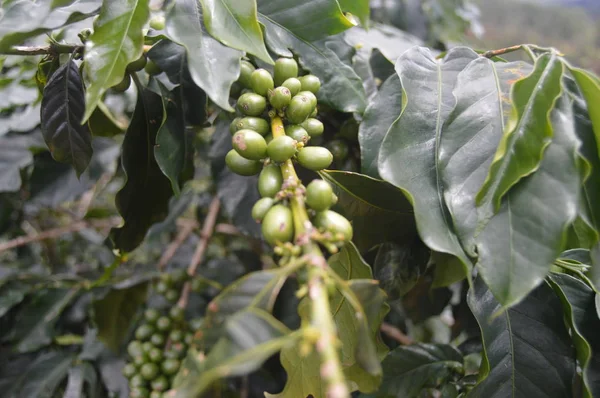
(0, 0), (99, 51)
(548, 273), (600, 398)
(439, 59), (533, 254)
(258, 2), (365, 113)
(199, 0), (272, 64)
(8, 288), (79, 353)
(378, 46), (477, 279)
(358, 73), (402, 179)
(467, 277), (576, 397)
(155, 82), (186, 196)
(570, 67), (600, 157)
(83, 0), (150, 121)
(87, 101), (127, 137)
(91, 282), (148, 352)
(338, 0), (370, 27)
(476, 95), (582, 307)
(41, 60), (93, 177)
(171, 309), (296, 398)
(165, 0), (242, 112)
(377, 344), (463, 397)
(109, 84), (174, 253)
(476, 53), (564, 215)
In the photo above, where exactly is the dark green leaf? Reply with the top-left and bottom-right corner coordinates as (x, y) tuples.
(378, 46), (477, 279)
(83, 0), (150, 120)
(476, 53), (564, 215)
(87, 102), (127, 137)
(91, 282), (148, 352)
(358, 73), (402, 179)
(467, 277), (576, 398)
(338, 0), (370, 27)
(378, 344), (463, 397)
(41, 60), (93, 177)
(165, 0), (242, 112)
(199, 0), (272, 63)
(476, 95), (582, 307)
(402, 273), (452, 324)
(7, 288), (79, 353)
(110, 84), (174, 253)
(155, 82), (186, 196)
(548, 273), (600, 398)
(570, 67), (600, 157)
(172, 309), (295, 398)
(0, 1), (99, 51)
(0, 281), (31, 318)
(373, 241), (430, 299)
(439, 59), (532, 254)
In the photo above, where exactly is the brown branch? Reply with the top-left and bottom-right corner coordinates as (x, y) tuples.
(380, 322), (414, 345)
(0, 217), (122, 253)
(214, 223), (241, 236)
(481, 44), (524, 59)
(1, 43), (83, 56)
(157, 222), (197, 271)
(177, 197), (221, 308)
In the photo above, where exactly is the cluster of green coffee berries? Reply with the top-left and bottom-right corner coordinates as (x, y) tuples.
(123, 272), (199, 398)
(225, 58), (353, 250)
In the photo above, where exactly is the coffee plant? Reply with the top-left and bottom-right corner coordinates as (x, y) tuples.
(1, 1), (600, 397)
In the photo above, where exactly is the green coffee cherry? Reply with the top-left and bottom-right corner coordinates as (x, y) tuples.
(297, 146), (333, 171)
(169, 342), (187, 359)
(300, 118), (324, 137)
(160, 273), (173, 285)
(226, 149), (262, 176)
(297, 91), (317, 108)
(250, 68), (274, 96)
(149, 16), (166, 30)
(155, 280), (169, 294)
(258, 164), (283, 198)
(150, 333), (165, 347)
(300, 74), (321, 93)
(171, 269), (188, 284)
(127, 56), (147, 72)
(233, 117), (270, 136)
(232, 129), (268, 160)
(144, 308), (160, 324)
(169, 306), (185, 322)
(140, 363), (160, 380)
(285, 94), (314, 124)
(148, 347), (163, 362)
(130, 374), (145, 388)
(264, 133), (273, 144)
(151, 376), (169, 392)
(156, 316), (172, 332)
(267, 136), (297, 162)
(238, 60), (256, 88)
(230, 117), (242, 134)
(262, 205), (294, 245)
(285, 125), (309, 144)
(128, 340), (144, 357)
(161, 359), (181, 375)
(237, 93), (267, 116)
(123, 363), (137, 378)
(190, 318), (203, 331)
(184, 333), (193, 345)
(135, 324), (155, 341)
(132, 356), (146, 367)
(313, 210), (353, 241)
(268, 86), (292, 110)
(327, 139), (349, 161)
(112, 74), (131, 92)
(305, 180), (334, 211)
(144, 60), (162, 75)
(142, 342), (154, 354)
(282, 77), (302, 96)
(274, 58), (299, 86)
(252, 197), (275, 222)
(164, 289), (179, 303)
(150, 391), (163, 398)
(130, 387), (150, 398)
(169, 329), (184, 343)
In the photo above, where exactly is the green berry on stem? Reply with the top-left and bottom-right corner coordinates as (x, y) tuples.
(155, 280), (169, 295)
(229, 117), (242, 134)
(238, 60), (256, 88)
(164, 289), (179, 303)
(156, 316), (172, 332)
(111, 74), (131, 92)
(250, 68), (274, 96)
(150, 391), (163, 398)
(130, 374), (146, 388)
(135, 324), (155, 341)
(300, 118), (324, 137)
(282, 77), (302, 96)
(133, 356), (147, 367)
(149, 16), (166, 30)
(234, 117), (270, 136)
(169, 306), (185, 322)
(127, 55), (147, 72)
(123, 363), (137, 378)
(144, 60), (162, 75)
(130, 387), (150, 398)
(261, 205), (294, 245)
(128, 341), (144, 357)
(267, 136), (297, 162)
(150, 333), (165, 347)
(274, 58), (298, 86)
(169, 329), (184, 343)
(268, 86), (292, 110)
(148, 347), (163, 363)
(285, 94), (314, 124)
(232, 129), (268, 160)
(285, 125), (309, 144)
(225, 149), (262, 176)
(258, 164), (283, 198)
(313, 210), (353, 241)
(296, 146), (333, 171)
(252, 197), (275, 222)
(299, 74), (321, 93)
(161, 359), (181, 375)
(237, 93), (267, 116)
(140, 363), (160, 380)
(297, 91), (317, 108)
(151, 375), (170, 392)
(142, 342), (154, 354)
(305, 180), (334, 211)
(144, 308), (160, 324)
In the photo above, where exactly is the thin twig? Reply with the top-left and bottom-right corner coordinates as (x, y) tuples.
(0, 217), (122, 253)
(482, 44), (523, 59)
(1, 43), (83, 56)
(157, 222), (197, 271)
(380, 322), (414, 345)
(214, 223), (241, 236)
(177, 197), (221, 308)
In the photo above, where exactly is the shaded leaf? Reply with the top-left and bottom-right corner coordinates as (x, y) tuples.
(0, 132), (38, 192)
(0, 78), (39, 110)
(0, 281), (31, 318)
(476, 95), (582, 307)
(87, 101), (127, 137)
(467, 277), (576, 398)
(172, 309), (296, 398)
(41, 60), (93, 177)
(165, 0), (242, 112)
(199, 0), (272, 63)
(338, 0), (370, 27)
(476, 53), (564, 215)
(109, 84), (174, 253)
(570, 67), (600, 157)
(358, 73), (402, 179)
(548, 273), (600, 397)
(378, 46), (478, 279)
(377, 344), (464, 397)
(62, 362), (101, 398)
(83, 0), (150, 120)
(91, 282), (149, 352)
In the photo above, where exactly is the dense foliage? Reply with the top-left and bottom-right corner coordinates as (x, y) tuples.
(1, 1), (600, 397)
